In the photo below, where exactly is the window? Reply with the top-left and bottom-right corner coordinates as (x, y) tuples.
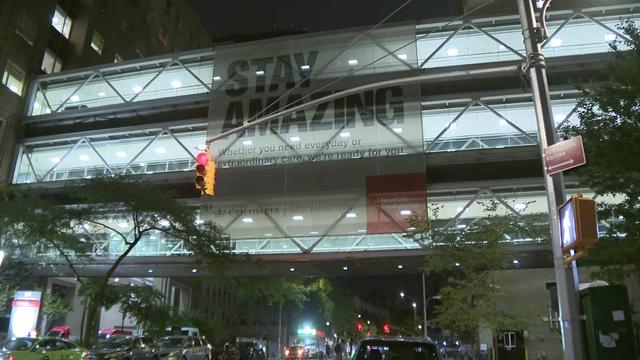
(16, 11), (38, 46)
(90, 31), (104, 54)
(51, 6), (72, 38)
(41, 49), (63, 74)
(2, 60), (26, 96)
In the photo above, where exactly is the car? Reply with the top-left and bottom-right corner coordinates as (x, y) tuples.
(351, 337), (441, 360)
(98, 328), (134, 340)
(0, 337), (88, 360)
(284, 345), (306, 360)
(88, 336), (159, 360)
(45, 326), (71, 339)
(156, 336), (210, 360)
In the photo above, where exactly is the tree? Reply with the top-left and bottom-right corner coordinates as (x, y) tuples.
(0, 176), (232, 347)
(0, 259), (32, 315)
(41, 291), (73, 334)
(407, 201), (547, 350)
(115, 284), (171, 337)
(562, 20), (640, 283)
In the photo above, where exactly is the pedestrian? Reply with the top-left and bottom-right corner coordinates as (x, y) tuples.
(334, 340), (344, 360)
(325, 343), (331, 359)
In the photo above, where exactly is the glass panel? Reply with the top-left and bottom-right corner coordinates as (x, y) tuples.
(52, 6), (72, 38)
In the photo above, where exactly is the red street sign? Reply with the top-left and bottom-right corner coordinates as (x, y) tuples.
(543, 136), (586, 175)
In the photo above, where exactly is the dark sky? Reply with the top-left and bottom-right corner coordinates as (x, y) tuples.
(191, 0), (455, 39)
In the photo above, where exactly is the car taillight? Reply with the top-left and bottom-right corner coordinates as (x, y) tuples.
(9, 353), (15, 360)
(284, 349), (290, 356)
(297, 349), (303, 356)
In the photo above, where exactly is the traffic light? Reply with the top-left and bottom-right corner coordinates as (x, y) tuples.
(383, 323), (390, 334)
(357, 323), (363, 332)
(195, 150), (216, 196)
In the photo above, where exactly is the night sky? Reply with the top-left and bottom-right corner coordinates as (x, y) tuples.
(191, 0), (454, 40)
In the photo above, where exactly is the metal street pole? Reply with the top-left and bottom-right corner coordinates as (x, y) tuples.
(278, 301), (283, 360)
(422, 272), (428, 338)
(516, 0), (586, 358)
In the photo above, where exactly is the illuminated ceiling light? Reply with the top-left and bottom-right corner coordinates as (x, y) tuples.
(264, 233), (273, 237)
(149, 236), (157, 240)
(290, 136), (301, 142)
(192, 268), (198, 273)
(339, 131), (351, 138)
(50, 157), (61, 164)
(97, 92), (106, 97)
(345, 212), (357, 219)
(155, 147), (166, 154)
(535, 0), (544, 8)
(292, 215), (304, 221)
(456, 224), (466, 229)
(456, 207), (464, 213)
(513, 259), (520, 264)
(514, 203), (526, 211)
(118, 222), (128, 229)
(78, 154), (90, 161)
(310, 231), (319, 235)
(213, 76), (222, 81)
(498, 45), (506, 50)
(148, 269), (153, 273)
(70, 95), (80, 102)
(132, 85), (143, 93)
(400, 210), (412, 216)
(300, 64), (311, 71)
(289, 267), (295, 272)
(115, 151), (127, 158)
(446, 48), (459, 56)
(357, 229), (366, 233)
(393, 127), (403, 134)
(449, 122), (457, 130)
(342, 266), (349, 271)
(114, 278), (119, 282)
(397, 53), (408, 60)
(255, 70), (265, 76)
(348, 59), (359, 66)
(242, 217), (254, 223)
(159, 220), (170, 227)
(406, 227), (416, 231)
(171, 80), (182, 88)
(397, 265), (404, 269)
(242, 140), (253, 146)
(499, 119), (508, 126)
(549, 38), (563, 47)
(604, 33), (616, 42)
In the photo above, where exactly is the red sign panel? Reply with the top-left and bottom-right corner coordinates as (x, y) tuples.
(366, 173), (427, 234)
(543, 136), (586, 175)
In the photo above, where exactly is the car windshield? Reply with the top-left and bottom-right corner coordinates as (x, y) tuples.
(157, 338), (186, 347)
(2, 338), (35, 351)
(354, 340), (440, 360)
(94, 337), (133, 349)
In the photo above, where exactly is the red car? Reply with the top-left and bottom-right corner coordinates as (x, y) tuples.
(284, 346), (306, 359)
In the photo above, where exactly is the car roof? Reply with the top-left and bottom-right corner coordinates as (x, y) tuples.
(357, 336), (436, 345)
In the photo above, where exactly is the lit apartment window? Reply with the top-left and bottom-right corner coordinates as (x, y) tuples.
(41, 49), (63, 74)
(90, 32), (104, 54)
(114, 53), (123, 63)
(16, 12), (38, 46)
(2, 60), (26, 96)
(51, 6), (72, 38)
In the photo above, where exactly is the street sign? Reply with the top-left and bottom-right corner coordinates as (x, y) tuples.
(543, 135), (586, 175)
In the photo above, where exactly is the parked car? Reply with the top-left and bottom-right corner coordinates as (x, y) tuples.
(351, 337), (441, 360)
(98, 327), (134, 340)
(157, 336), (210, 360)
(0, 337), (88, 360)
(88, 336), (158, 360)
(46, 326), (71, 339)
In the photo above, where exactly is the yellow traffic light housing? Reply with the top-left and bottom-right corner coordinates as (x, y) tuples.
(559, 193), (599, 265)
(195, 150), (216, 196)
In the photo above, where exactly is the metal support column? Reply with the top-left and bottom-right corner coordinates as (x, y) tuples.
(516, 0), (586, 358)
(422, 272), (428, 338)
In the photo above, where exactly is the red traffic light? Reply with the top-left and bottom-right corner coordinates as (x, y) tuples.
(357, 323), (363, 332)
(196, 151), (210, 166)
(383, 324), (390, 334)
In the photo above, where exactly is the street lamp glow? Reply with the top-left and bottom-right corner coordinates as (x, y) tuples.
(357, 314), (362, 319)
(326, 321), (330, 326)
(400, 291), (405, 298)
(412, 302), (417, 309)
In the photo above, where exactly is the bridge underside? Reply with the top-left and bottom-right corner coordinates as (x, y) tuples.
(28, 244), (551, 278)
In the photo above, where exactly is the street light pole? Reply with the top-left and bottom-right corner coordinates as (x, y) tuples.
(424, 295), (441, 339)
(422, 273), (427, 338)
(516, 0), (586, 358)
